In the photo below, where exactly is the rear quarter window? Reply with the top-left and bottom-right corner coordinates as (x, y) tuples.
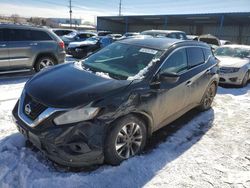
(31, 30), (53, 41)
(187, 47), (205, 68)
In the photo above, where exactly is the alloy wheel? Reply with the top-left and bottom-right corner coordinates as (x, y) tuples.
(39, 59), (55, 71)
(203, 84), (216, 109)
(115, 122), (143, 159)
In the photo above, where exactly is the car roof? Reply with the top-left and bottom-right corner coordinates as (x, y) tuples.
(219, 44), (250, 49)
(0, 23), (46, 31)
(52, 28), (76, 31)
(118, 37), (208, 50)
(141, 30), (186, 34)
(77, 31), (97, 35)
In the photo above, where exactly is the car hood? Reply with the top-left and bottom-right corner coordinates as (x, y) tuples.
(25, 63), (132, 108)
(68, 40), (97, 48)
(216, 56), (249, 68)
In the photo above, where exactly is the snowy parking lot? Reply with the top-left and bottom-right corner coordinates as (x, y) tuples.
(0, 72), (249, 187)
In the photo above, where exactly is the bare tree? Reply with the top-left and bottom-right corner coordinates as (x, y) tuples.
(11, 14), (21, 23)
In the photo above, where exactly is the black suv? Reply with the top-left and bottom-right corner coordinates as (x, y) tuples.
(13, 38), (219, 167)
(0, 24), (66, 73)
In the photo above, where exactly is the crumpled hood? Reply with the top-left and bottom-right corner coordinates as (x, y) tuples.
(217, 56), (249, 68)
(25, 63), (132, 108)
(68, 40), (97, 48)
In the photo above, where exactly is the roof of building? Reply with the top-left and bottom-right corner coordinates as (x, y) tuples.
(98, 12), (250, 25)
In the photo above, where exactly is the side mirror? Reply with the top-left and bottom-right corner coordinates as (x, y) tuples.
(159, 72), (180, 83)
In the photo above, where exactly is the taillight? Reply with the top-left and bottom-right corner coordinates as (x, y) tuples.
(58, 41), (65, 50)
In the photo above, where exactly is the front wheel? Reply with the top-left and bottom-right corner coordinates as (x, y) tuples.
(198, 83), (217, 111)
(104, 115), (147, 165)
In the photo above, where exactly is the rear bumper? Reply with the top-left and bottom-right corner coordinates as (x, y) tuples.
(12, 102), (105, 168)
(57, 51), (66, 64)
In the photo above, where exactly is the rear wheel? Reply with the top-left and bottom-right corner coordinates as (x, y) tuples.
(198, 83), (217, 111)
(104, 115), (147, 165)
(241, 71), (249, 87)
(35, 56), (57, 72)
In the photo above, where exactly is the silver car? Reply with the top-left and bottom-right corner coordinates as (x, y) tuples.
(0, 24), (66, 73)
(214, 45), (250, 87)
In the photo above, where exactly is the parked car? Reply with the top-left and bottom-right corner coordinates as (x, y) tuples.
(61, 31), (97, 47)
(107, 34), (123, 41)
(197, 34), (221, 51)
(97, 31), (112, 36)
(220, 40), (232, 45)
(67, 36), (113, 59)
(13, 38), (219, 167)
(141, 30), (188, 40)
(123, 32), (140, 38)
(187, 35), (198, 40)
(0, 24), (66, 73)
(214, 45), (250, 87)
(52, 28), (76, 37)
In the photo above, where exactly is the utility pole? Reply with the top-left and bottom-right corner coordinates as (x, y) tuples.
(69, 0), (72, 28)
(119, 0), (122, 16)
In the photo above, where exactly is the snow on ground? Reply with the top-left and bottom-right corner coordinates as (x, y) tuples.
(0, 75), (249, 188)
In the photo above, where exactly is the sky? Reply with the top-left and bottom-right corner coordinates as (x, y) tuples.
(0, 0), (250, 23)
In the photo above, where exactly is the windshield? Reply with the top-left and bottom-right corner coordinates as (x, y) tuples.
(82, 42), (162, 80)
(214, 47), (250, 58)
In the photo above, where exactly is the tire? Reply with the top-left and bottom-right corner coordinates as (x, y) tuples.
(241, 71), (249, 87)
(34, 56), (57, 72)
(198, 83), (217, 111)
(104, 115), (147, 165)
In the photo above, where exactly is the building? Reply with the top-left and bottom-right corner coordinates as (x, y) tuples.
(49, 18), (82, 25)
(97, 12), (250, 44)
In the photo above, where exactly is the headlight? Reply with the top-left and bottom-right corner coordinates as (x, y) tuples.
(220, 67), (240, 73)
(54, 107), (100, 125)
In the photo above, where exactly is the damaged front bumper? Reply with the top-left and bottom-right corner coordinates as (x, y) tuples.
(12, 102), (106, 168)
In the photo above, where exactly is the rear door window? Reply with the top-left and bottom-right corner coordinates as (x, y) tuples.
(187, 47), (205, 68)
(161, 48), (188, 74)
(9, 29), (32, 41)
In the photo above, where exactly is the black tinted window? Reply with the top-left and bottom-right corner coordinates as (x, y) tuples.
(31, 30), (52, 41)
(0, 29), (4, 41)
(8, 29), (51, 41)
(203, 48), (212, 61)
(167, 33), (177, 39)
(9, 29), (32, 41)
(78, 34), (87, 39)
(161, 48), (188, 73)
(187, 47), (205, 68)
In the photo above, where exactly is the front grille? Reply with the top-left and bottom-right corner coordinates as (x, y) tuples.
(23, 94), (47, 120)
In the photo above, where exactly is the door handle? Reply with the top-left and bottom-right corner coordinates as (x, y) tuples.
(29, 43), (38, 46)
(205, 69), (211, 74)
(0, 44), (6, 47)
(186, 80), (192, 87)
